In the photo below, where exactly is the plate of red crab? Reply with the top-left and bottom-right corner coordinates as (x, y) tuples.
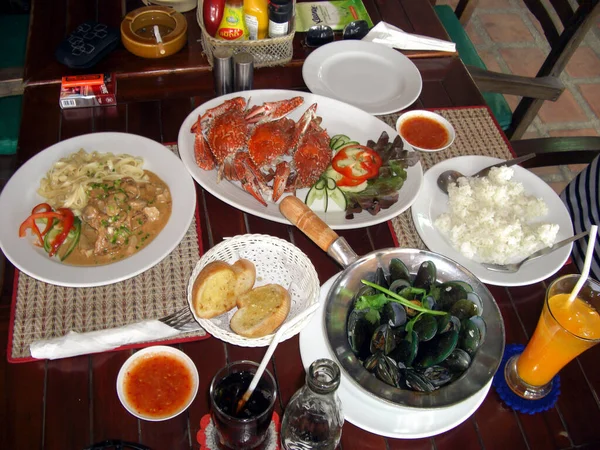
(177, 89), (423, 229)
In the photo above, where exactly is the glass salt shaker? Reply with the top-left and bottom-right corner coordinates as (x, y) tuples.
(280, 358), (344, 450)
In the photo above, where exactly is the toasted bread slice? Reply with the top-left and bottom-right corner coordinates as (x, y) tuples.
(230, 284), (291, 338)
(232, 259), (256, 295)
(192, 259), (256, 319)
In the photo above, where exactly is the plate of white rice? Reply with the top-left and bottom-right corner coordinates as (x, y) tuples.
(411, 155), (573, 286)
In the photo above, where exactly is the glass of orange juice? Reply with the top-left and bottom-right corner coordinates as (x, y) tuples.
(505, 274), (600, 399)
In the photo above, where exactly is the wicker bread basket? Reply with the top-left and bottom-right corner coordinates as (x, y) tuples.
(187, 234), (320, 347)
(196, 3), (295, 68)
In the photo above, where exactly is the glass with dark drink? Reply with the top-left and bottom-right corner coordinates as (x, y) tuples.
(210, 360), (277, 450)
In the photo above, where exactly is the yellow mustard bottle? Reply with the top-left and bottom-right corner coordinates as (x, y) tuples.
(243, 0), (269, 40)
(216, 0), (249, 41)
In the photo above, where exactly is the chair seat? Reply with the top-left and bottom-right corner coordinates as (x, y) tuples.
(0, 13), (29, 156)
(435, 5), (513, 130)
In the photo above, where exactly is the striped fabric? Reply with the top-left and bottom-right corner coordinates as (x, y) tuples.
(560, 155), (600, 282)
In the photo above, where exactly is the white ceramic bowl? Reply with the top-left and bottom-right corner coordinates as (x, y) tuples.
(117, 346), (199, 421)
(396, 110), (456, 153)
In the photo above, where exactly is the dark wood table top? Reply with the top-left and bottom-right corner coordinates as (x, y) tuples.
(2, 1), (600, 449)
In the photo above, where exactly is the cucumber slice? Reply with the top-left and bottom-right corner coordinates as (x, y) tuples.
(305, 185), (325, 207)
(325, 177), (337, 191)
(328, 187), (348, 210)
(329, 134), (351, 150)
(314, 178), (327, 190)
(43, 217), (82, 260)
(340, 141), (359, 148)
(58, 217), (81, 261)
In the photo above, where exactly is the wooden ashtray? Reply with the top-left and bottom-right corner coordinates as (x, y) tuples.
(121, 6), (187, 59)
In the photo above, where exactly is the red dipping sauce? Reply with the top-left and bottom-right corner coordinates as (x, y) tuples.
(123, 353), (194, 419)
(400, 116), (450, 150)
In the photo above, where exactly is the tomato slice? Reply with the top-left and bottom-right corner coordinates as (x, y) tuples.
(332, 145), (382, 181)
(336, 175), (367, 187)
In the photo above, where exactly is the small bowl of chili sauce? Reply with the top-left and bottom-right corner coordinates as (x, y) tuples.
(396, 110), (456, 153)
(117, 346), (199, 421)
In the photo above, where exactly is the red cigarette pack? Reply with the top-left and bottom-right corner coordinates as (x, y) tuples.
(59, 73), (117, 109)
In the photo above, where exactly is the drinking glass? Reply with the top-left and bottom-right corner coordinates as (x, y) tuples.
(209, 360), (276, 450)
(505, 274), (600, 399)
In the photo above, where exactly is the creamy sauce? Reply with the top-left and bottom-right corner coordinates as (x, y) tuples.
(64, 170), (172, 266)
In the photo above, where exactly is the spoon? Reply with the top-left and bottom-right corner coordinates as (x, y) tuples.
(481, 231), (590, 273)
(437, 153), (537, 194)
(235, 302), (321, 414)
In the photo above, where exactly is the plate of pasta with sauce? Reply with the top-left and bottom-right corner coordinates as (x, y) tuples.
(0, 132), (197, 287)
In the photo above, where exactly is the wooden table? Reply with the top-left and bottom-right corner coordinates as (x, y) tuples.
(2, 1), (600, 449)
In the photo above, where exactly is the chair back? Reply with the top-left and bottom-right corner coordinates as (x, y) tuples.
(509, 0), (600, 138)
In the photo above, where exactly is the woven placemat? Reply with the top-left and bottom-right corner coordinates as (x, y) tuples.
(379, 106), (514, 248)
(8, 145), (208, 362)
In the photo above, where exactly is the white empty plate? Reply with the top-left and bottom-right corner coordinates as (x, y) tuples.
(302, 41), (423, 115)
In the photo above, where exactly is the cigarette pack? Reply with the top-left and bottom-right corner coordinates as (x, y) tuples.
(59, 73), (117, 109)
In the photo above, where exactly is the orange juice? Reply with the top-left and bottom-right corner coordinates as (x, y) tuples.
(517, 293), (600, 386)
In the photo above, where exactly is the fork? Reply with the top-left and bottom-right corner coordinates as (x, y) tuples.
(481, 231), (590, 273)
(159, 307), (201, 332)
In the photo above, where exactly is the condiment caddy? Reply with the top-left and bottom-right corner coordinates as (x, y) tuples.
(197, 0), (295, 68)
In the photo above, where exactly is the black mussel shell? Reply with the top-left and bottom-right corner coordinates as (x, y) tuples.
(422, 295), (437, 310)
(356, 284), (376, 298)
(459, 318), (482, 356)
(370, 324), (396, 355)
(414, 329), (459, 369)
(437, 282), (469, 310)
(442, 348), (471, 373)
(389, 330), (418, 366)
(422, 365), (452, 388)
(436, 313), (451, 333)
(382, 302), (407, 328)
(413, 314), (438, 342)
(449, 299), (480, 320)
(376, 355), (402, 388)
(389, 258), (411, 283)
(403, 369), (435, 392)
(363, 352), (382, 372)
(348, 309), (377, 359)
(375, 267), (389, 290)
(389, 279), (411, 294)
(413, 261), (436, 292)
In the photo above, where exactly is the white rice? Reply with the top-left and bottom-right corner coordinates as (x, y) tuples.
(434, 166), (559, 264)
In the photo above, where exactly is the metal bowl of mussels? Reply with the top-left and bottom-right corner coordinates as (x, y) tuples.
(324, 248), (505, 409)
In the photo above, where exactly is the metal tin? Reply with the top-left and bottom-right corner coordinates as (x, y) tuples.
(233, 52), (254, 92)
(213, 47), (234, 96)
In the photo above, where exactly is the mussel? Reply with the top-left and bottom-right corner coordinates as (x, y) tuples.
(346, 259), (487, 393)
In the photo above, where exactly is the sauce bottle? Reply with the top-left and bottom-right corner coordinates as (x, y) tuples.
(216, 0), (249, 41)
(243, 0), (269, 40)
(203, 0), (226, 37)
(268, 0), (293, 38)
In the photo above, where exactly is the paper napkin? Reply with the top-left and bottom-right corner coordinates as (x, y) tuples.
(363, 21), (456, 52)
(30, 320), (183, 360)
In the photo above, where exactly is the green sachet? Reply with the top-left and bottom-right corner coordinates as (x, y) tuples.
(295, 0), (374, 32)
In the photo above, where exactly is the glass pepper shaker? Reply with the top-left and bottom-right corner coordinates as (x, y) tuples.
(280, 358), (344, 450)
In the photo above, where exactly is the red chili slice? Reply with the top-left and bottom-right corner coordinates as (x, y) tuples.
(332, 145), (382, 181)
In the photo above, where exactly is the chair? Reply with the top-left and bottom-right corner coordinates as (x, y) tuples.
(435, 0), (600, 140)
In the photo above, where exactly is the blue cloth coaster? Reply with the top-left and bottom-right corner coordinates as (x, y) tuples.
(492, 343), (561, 414)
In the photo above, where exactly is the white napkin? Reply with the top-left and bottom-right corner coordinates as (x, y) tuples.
(30, 320), (182, 360)
(363, 21), (456, 52)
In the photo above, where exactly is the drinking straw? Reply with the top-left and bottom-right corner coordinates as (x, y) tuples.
(568, 224), (599, 303)
(235, 301), (321, 414)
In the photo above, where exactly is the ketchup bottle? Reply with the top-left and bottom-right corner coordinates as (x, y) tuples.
(203, 0), (226, 37)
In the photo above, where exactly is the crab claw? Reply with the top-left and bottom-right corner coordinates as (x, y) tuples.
(271, 162), (291, 202)
(290, 104), (318, 149)
(233, 153), (269, 207)
(200, 97), (247, 129)
(245, 97), (304, 124)
(194, 133), (216, 170)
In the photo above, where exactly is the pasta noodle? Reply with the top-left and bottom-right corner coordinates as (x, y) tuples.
(37, 149), (149, 213)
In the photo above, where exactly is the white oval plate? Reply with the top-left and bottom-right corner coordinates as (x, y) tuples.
(411, 155), (574, 287)
(177, 89), (423, 230)
(0, 132), (197, 287)
(299, 275), (490, 439)
(116, 346), (199, 421)
(302, 41), (423, 115)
